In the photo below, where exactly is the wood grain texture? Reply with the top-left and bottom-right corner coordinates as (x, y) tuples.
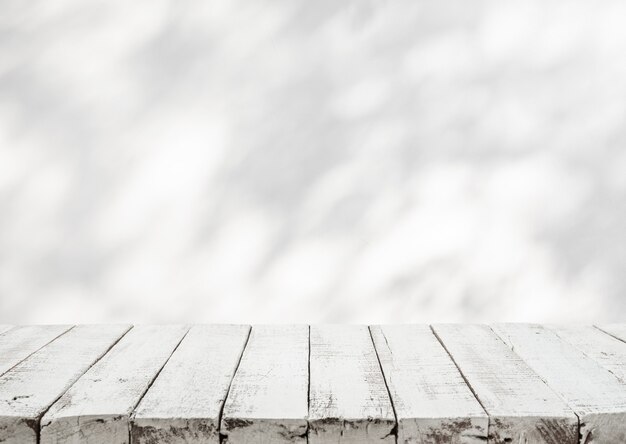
(308, 325), (395, 444)
(40, 324), (188, 444)
(0, 325), (72, 377)
(433, 324), (578, 444)
(0, 324), (130, 444)
(131, 324), (251, 444)
(549, 325), (626, 383)
(371, 325), (488, 444)
(491, 323), (626, 444)
(221, 325), (309, 444)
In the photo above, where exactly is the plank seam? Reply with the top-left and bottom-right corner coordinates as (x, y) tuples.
(430, 325), (490, 435)
(37, 324), (134, 444)
(0, 325), (75, 379)
(488, 325), (582, 443)
(218, 325), (253, 444)
(306, 324), (311, 444)
(549, 326), (626, 383)
(29, 325), (81, 444)
(368, 326), (398, 444)
(128, 325), (191, 443)
(593, 324), (626, 345)
(0, 326), (16, 336)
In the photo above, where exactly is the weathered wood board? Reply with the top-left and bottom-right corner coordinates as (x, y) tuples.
(40, 324), (188, 444)
(491, 323), (626, 444)
(371, 325), (488, 444)
(433, 324), (578, 444)
(0, 324), (130, 444)
(308, 325), (395, 443)
(131, 324), (251, 444)
(597, 324), (626, 344)
(2, 323), (626, 443)
(548, 325), (626, 383)
(0, 325), (72, 377)
(220, 325), (309, 444)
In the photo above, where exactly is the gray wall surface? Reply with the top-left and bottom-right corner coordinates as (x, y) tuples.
(1, 0), (625, 323)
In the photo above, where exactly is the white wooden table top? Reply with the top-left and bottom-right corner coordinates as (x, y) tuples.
(0, 324), (624, 444)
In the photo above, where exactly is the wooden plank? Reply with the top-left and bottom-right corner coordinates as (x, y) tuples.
(220, 325), (308, 444)
(0, 324), (130, 444)
(371, 325), (488, 444)
(40, 324), (188, 444)
(131, 324), (251, 444)
(0, 325), (72, 377)
(433, 324), (578, 444)
(308, 325), (395, 443)
(491, 323), (626, 444)
(548, 325), (626, 383)
(597, 324), (626, 344)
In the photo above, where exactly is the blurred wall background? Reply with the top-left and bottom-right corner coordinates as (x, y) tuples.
(1, 0), (625, 324)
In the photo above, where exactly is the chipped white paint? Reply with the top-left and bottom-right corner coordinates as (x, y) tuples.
(433, 324), (578, 444)
(492, 323), (626, 444)
(0, 324), (130, 444)
(132, 325), (251, 444)
(0, 325), (72, 376)
(371, 325), (488, 444)
(221, 325), (309, 444)
(5, 323), (626, 443)
(40, 325), (188, 444)
(308, 325), (395, 443)
(549, 325), (626, 383)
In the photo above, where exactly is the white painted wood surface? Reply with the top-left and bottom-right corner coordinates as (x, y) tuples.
(40, 324), (188, 444)
(4, 323), (626, 443)
(548, 325), (626, 383)
(308, 325), (395, 443)
(371, 325), (488, 444)
(220, 325), (309, 444)
(597, 324), (626, 344)
(433, 324), (578, 444)
(0, 324), (130, 444)
(492, 323), (626, 444)
(131, 324), (251, 444)
(0, 325), (72, 377)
